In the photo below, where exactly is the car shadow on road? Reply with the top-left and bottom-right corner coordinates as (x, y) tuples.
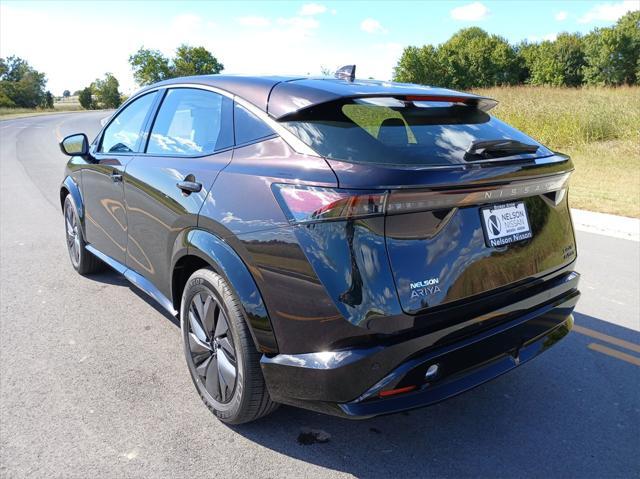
(227, 312), (639, 478)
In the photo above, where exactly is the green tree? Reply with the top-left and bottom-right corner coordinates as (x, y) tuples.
(128, 45), (224, 86)
(0, 56), (47, 108)
(129, 47), (172, 86)
(437, 28), (521, 89)
(0, 90), (14, 107)
(393, 28), (521, 89)
(519, 33), (585, 86)
(42, 90), (54, 109)
(92, 73), (122, 108)
(583, 11), (640, 86)
(393, 45), (445, 86)
(554, 33), (586, 86)
(173, 45), (224, 77)
(78, 86), (95, 110)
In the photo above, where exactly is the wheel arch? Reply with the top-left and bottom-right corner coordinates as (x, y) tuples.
(60, 176), (84, 219)
(171, 229), (278, 354)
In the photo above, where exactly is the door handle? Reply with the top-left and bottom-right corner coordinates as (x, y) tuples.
(177, 180), (202, 193)
(111, 172), (123, 183)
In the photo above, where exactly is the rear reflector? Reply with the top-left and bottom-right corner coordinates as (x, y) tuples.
(378, 385), (417, 397)
(273, 184), (385, 224)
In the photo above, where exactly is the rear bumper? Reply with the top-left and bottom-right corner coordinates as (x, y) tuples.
(261, 271), (580, 419)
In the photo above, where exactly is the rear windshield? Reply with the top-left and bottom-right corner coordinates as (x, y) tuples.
(280, 98), (552, 166)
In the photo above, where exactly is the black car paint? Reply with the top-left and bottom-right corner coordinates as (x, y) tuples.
(60, 75), (580, 419)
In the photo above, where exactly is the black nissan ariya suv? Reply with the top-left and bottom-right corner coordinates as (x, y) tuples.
(59, 68), (580, 423)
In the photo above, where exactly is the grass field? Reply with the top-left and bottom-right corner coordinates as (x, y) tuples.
(474, 86), (640, 218)
(0, 97), (83, 120)
(0, 104), (83, 120)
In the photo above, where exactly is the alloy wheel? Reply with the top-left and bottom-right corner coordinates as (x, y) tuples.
(64, 200), (81, 266)
(187, 291), (237, 403)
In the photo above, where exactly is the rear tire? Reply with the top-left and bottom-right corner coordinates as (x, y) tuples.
(180, 268), (278, 424)
(63, 194), (102, 275)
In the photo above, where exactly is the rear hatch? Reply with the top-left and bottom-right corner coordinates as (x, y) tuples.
(279, 95), (577, 315)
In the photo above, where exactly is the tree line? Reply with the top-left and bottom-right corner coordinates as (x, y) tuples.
(394, 11), (639, 88)
(0, 56), (53, 109)
(0, 44), (223, 111)
(78, 44), (223, 109)
(1, 12), (637, 110)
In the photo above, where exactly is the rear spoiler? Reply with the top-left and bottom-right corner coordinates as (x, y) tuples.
(267, 79), (498, 120)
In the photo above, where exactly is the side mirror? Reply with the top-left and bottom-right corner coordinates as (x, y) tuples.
(60, 133), (89, 157)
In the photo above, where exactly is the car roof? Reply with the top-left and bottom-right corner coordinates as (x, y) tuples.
(147, 75), (494, 119)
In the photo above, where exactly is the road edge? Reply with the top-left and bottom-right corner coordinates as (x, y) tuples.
(571, 208), (640, 242)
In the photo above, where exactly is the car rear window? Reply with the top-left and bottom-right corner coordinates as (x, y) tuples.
(280, 98), (552, 166)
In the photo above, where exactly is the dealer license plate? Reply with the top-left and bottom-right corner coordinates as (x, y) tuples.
(481, 202), (532, 247)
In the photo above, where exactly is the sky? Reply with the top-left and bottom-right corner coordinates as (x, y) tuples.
(1, 0), (638, 95)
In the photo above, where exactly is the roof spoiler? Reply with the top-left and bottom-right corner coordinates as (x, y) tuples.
(267, 78), (498, 120)
(272, 93), (498, 120)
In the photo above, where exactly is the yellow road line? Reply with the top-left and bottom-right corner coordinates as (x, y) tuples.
(573, 324), (640, 354)
(588, 343), (640, 367)
(55, 120), (64, 142)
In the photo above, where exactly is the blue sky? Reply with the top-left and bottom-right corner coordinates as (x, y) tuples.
(1, 1), (637, 95)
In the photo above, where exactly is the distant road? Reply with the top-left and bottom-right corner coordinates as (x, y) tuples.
(1, 112), (638, 478)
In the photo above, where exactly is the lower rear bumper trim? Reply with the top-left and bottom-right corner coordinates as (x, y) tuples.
(261, 272), (579, 418)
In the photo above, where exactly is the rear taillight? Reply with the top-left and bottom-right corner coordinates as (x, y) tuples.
(273, 173), (570, 224)
(272, 185), (386, 224)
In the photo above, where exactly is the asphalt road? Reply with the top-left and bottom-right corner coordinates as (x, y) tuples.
(1, 113), (639, 479)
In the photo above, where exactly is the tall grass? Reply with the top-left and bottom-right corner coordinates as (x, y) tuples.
(473, 86), (640, 149)
(474, 86), (640, 217)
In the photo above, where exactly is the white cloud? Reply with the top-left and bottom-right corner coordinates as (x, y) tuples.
(277, 16), (319, 31)
(527, 33), (558, 42)
(450, 2), (489, 21)
(578, 0), (639, 23)
(299, 3), (327, 16)
(555, 11), (568, 21)
(360, 18), (387, 34)
(237, 16), (271, 27)
(171, 13), (202, 33)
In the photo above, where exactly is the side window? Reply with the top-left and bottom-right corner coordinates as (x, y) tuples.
(99, 92), (157, 153)
(234, 103), (275, 146)
(147, 88), (233, 156)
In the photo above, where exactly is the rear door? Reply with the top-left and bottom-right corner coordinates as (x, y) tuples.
(124, 87), (234, 299)
(85, 91), (158, 264)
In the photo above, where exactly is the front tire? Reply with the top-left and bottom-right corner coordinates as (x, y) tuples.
(63, 194), (102, 275)
(180, 268), (278, 424)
